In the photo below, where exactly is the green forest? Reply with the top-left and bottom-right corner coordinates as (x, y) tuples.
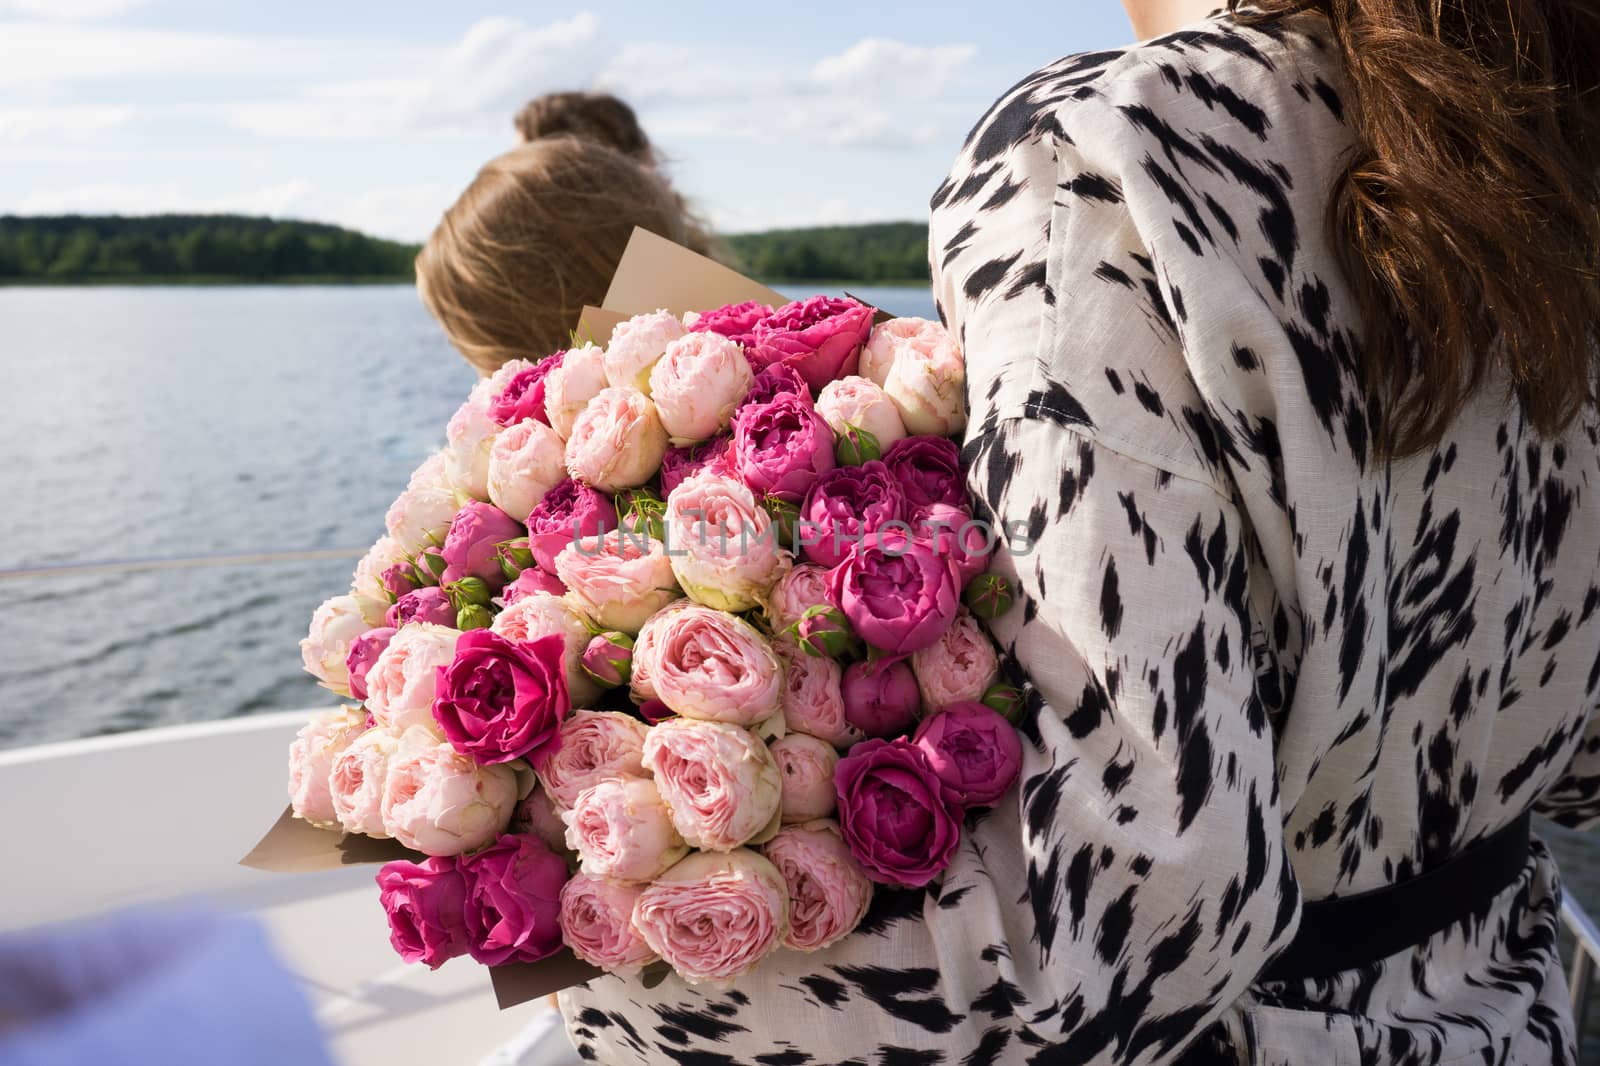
(0, 214), (931, 285)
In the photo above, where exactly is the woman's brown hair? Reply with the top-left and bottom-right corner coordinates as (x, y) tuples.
(416, 137), (714, 375)
(513, 92), (655, 165)
(1235, 0), (1600, 456)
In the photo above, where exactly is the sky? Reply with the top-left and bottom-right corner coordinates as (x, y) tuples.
(0, 0), (1137, 242)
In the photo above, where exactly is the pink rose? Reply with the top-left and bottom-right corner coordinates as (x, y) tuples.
(459, 832), (568, 965)
(565, 386), (669, 492)
(840, 658), (920, 738)
(329, 726), (404, 837)
(731, 392), (836, 503)
(867, 318), (966, 435)
(685, 300), (771, 347)
(815, 376), (906, 453)
(564, 775), (688, 882)
(627, 599), (696, 704)
(559, 874), (658, 974)
(798, 461), (906, 569)
(912, 701), (1023, 808)
(385, 587), (455, 629)
(351, 536), (409, 625)
(912, 503), (991, 587)
(544, 343), (608, 439)
(525, 477), (617, 573)
(763, 820), (872, 952)
(739, 362), (812, 411)
(649, 332), (753, 444)
(286, 706), (367, 828)
(911, 610), (999, 713)
(487, 418), (566, 521)
(642, 718), (782, 850)
(771, 733), (839, 822)
(776, 643), (860, 748)
(665, 471), (787, 613)
(381, 738), (518, 856)
(377, 855), (470, 969)
(745, 296), (873, 393)
(605, 310), (686, 393)
(639, 604), (783, 726)
(530, 709), (650, 809)
(765, 564), (833, 634)
(443, 397), (501, 501)
(300, 594), (371, 695)
(434, 630), (570, 766)
(498, 567), (567, 606)
(555, 529), (682, 633)
(440, 501), (523, 588)
(660, 436), (734, 496)
(881, 435), (965, 511)
(581, 631), (634, 689)
(513, 784), (572, 855)
(491, 591), (601, 706)
(630, 849), (789, 985)
(365, 623), (459, 734)
(827, 530), (960, 654)
(834, 737), (962, 887)
(487, 354), (562, 428)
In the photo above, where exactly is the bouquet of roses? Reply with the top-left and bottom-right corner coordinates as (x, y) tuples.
(284, 283), (1025, 991)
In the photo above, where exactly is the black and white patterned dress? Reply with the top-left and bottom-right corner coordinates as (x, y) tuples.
(559, 11), (1600, 1063)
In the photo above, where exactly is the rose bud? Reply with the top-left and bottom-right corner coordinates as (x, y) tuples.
(565, 386), (670, 492)
(638, 698), (675, 724)
(665, 471), (788, 613)
(798, 460), (906, 569)
(744, 295), (873, 392)
(834, 737), (963, 887)
(413, 546), (447, 586)
(442, 396), (501, 501)
(433, 630), (570, 765)
(459, 832), (569, 966)
(544, 342), (607, 439)
(344, 626), (396, 702)
(512, 785), (571, 855)
(643, 719), (783, 851)
(555, 529), (682, 635)
(604, 309), (686, 393)
(642, 604), (784, 727)
(762, 821), (872, 952)
(739, 361), (812, 413)
(530, 709), (650, 809)
(386, 466), (462, 553)
(445, 576), (495, 611)
(494, 537), (535, 580)
(660, 435), (735, 496)
(763, 564), (830, 633)
(351, 536), (410, 624)
(286, 706), (367, 828)
(881, 435), (965, 511)
(487, 418), (566, 522)
(454, 604), (492, 631)
(493, 591), (603, 706)
(789, 605), (855, 659)
(497, 567), (565, 607)
(559, 875), (658, 974)
(841, 658), (920, 738)
(912, 701), (1023, 808)
(440, 501), (524, 589)
(964, 573), (1015, 620)
(911, 609), (1000, 714)
(817, 376), (906, 455)
(981, 682), (1025, 724)
(834, 423), (881, 466)
(874, 318), (966, 436)
(364, 623), (459, 734)
(827, 530), (961, 654)
(649, 331), (753, 445)
(564, 776), (689, 883)
(684, 300), (772, 347)
(386, 586), (456, 629)
(581, 631), (635, 690)
(630, 849), (790, 986)
(376, 855), (470, 969)
(731, 392), (836, 504)
(775, 643), (861, 748)
(770, 734), (839, 823)
(381, 736), (518, 856)
(300, 594), (371, 696)
(485, 353), (562, 428)
(330, 726), (403, 837)
(615, 485), (667, 540)
(379, 560), (419, 602)
(525, 477), (617, 573)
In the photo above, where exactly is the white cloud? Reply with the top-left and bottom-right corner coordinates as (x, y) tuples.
(0, 104), (136, 142)
(597, 43), (782, 103)
(812, 39), (977, 98)
(653, 97), (939, 150)
(0, 0), (150, 19)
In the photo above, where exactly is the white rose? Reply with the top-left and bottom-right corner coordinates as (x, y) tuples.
(649, 332), (753, 445)
(299, 595), (371, 695)
(604, 310), (686, 393)
(545, 342), (608, 439)
(486, 418), (565, 521)
(815, 376), (907, 452)
(442, 397), (501, 501)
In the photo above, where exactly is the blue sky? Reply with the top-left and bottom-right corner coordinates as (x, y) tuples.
(0, 0), (1138, 241)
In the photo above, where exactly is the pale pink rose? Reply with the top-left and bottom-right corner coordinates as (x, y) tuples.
(631, 849), (788, 986)
(407, 450), (452, 492)
(545, 343), (608, 439)
(664, 471), (788, 613)
(775, 642), (860, 748)
(479, 357), (534, 403)
(605, 310), (686, 393)
(286, 706), (367, 828)
(871, 318), (966, 435)
(815, 376), (906, 451)
(491, 592), (601, 706)
(563, 776), (688, 882)
(560, 874), (658, 973)
(564, 386), (669, 492)
(513, 784), (572, 854)
(642, 604), (783, 725)
(443, 397), (502, 500)
(364, 623), (459, 734)
(763, 820), (872, 952)
(531, 709), (651, 809)
(329, 726), (407, 837)
(350, 536), (409, 626)
(911, 609), (999, 713)
(649, 332), (753, 445)
(385, 466), (460, 553)
(764, 564), (833, 634)
(300, 595), (372, 696)
(487, 419), (565, 520)
(627, 599), (697, 703)
(555, 530), (681, 634)
(642, 719), (782, 850)
(770, 733), (839, 823)
(381, 738), (518, 856)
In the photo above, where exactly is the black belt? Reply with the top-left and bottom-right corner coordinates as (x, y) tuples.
(1260, 811), (1532, 982)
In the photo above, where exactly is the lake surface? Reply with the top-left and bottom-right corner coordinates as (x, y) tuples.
(3, 284), (1598, 1050)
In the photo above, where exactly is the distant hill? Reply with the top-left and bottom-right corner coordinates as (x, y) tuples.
(723, 221), (929, 284)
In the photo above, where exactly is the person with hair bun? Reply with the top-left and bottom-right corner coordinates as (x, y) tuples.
(513, 91), (656, 167)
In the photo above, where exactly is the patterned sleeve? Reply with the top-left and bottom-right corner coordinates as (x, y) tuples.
(1534, 711), (1600, 827)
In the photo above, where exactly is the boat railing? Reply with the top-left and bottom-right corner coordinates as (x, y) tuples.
(1564, 895), (1600, 1036)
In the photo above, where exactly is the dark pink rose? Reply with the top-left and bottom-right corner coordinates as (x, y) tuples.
(827, 530), (961, 654)
(345, 626), (396, 701)
(488, 352), (564, 427)
(660, 436), (734, 496)
(386, 587), (455, 629)
(525, 477), (617, 573)
(376, 855), (470, 969)
(882, 436), (965, 511)
(581, 631), (634, 689)
(380, 562), (419, 600)
(433, 630), (570, 765)
(459, 832), (569, 965)
(912, 503), (991, 587)
(638, 697), (676, 724)
(913, 701), (1023, 808)
(441, 502), (524, 587)
(731, 392), (835, 503)
(690, 300), (772, 347)
(499, 568), (566, 606)
(833, 738), (963, 887)
(840, 658), (920, 737)
(745, 296), (874, 393)
(799, 460), (906, 568)
(740, 362), (812, 411)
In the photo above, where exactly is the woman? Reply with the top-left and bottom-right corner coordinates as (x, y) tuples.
(559, 0), (1600, 1063)
(512, 91), (656, 166)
